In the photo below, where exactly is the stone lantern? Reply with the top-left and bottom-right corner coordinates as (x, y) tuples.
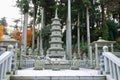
(89, 37), (116, 69)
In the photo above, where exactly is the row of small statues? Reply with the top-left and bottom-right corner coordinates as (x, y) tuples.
(34, 56), (80, 70)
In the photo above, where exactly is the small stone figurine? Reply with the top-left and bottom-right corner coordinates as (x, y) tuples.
(71, 57), (79, 70)
(34, 56), (44, 70)
(103, 46), (108, 52)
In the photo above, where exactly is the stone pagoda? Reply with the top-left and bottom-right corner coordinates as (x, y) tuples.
(47, 9), (65, 59)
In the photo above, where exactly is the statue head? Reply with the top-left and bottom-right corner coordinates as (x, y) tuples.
(7, 45), (14, 51)
(103, 46), (108, 52)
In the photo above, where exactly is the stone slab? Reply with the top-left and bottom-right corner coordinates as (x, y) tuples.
(10, 68), (106, 80)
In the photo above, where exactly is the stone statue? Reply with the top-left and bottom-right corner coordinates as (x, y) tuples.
(7, 45), (14, 51)
(34, 56), (44, 70)
(71, 57), (79, 70)
(103, 46), (108, 52)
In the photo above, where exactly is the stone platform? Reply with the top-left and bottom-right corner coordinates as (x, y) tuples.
(10, 68), (106, 80)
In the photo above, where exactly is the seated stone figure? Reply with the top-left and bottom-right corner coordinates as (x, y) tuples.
(34, 56), (44, 70)
(71, 57), (79, 70)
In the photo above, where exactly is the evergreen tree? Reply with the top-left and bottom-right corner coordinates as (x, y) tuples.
(0, 17), (7, 26)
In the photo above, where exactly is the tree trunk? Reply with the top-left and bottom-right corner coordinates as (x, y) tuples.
(66, 0), (72, 60)
(32, 5), (37, 51)
(118, 10), (120, 28)
(101, 3), (105, 28)
(22, 13), (28, 55)
(101, 2), (108, 40)
(77, 12), (80, 59)
(40, 8), (44, 57)
(86, 6), (91, 58)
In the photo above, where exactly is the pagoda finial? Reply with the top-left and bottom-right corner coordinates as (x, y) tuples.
(55, 8), (58, 18)
(55, 0), (59, 18)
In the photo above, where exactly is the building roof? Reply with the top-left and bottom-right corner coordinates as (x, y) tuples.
(90, 37), (116, 47)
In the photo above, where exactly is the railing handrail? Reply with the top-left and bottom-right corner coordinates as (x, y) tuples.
(0, 51), (14, 80)
(0, 51), (13, 64)
(103, 52), (120, 66)
(102, 49), (120, 80)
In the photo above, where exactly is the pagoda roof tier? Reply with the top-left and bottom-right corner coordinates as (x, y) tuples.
(50, 35), (62, 38)
(51, 18), (61, 21)
(49, 47), (64, 51)
(0, 38), (17, 43)
(50, 28), (62, 31)
(49, 41), (63, 44)
(49, 55), (64, 58)
(51, 23), (62, 26)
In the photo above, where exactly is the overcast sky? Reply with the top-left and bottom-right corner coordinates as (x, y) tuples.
(0, 0), (20, 25)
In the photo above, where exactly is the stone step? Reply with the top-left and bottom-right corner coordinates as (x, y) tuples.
(10, 68), (106, 80)
(10, 76), (106, 80)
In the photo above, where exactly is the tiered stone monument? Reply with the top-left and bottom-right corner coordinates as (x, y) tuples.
(35, 9), (70, 70)
(44, 9), (70, 70)
(47, 9), (65, 59)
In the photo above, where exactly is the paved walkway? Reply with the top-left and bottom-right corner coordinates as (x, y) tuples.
(15, 68), (102, 76)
